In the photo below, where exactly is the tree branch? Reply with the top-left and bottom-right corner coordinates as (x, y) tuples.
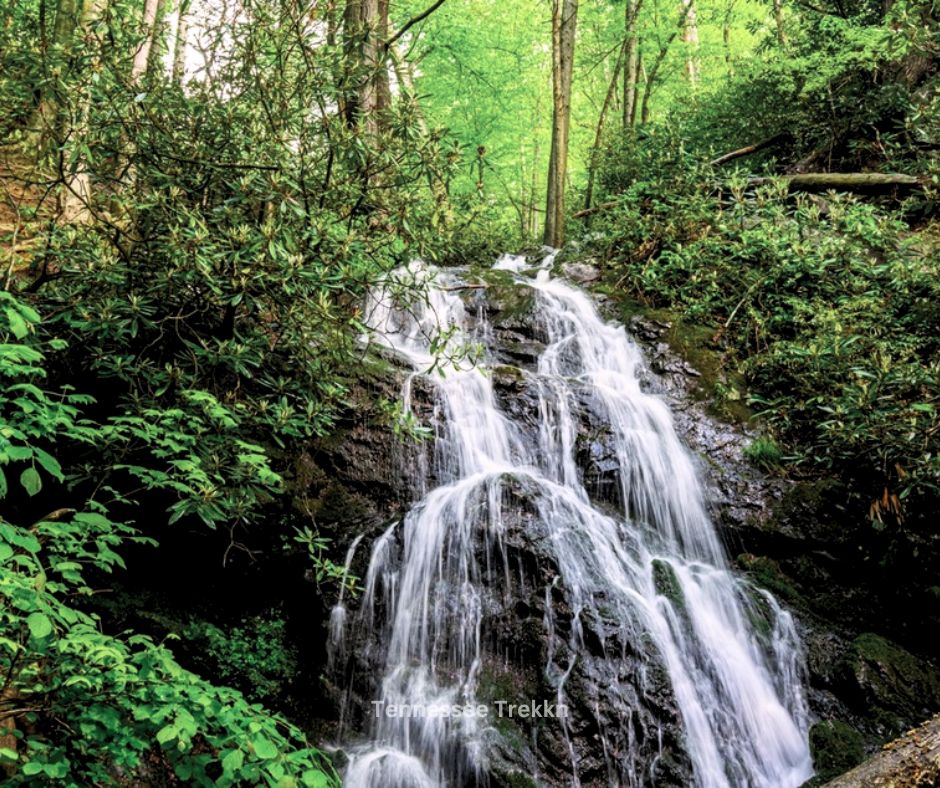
(385, 0), (448, 51)
(709, 132), (791, 167)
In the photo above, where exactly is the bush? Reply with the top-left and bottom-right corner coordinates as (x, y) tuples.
(589, 131), (940, 540)
(0, 294), (336, 785)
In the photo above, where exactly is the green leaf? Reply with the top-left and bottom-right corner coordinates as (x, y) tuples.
(20, 466), (42, 497)
(156, 724), (178, 745)
(33, 448), (64, 481)
(27, 612), (53, 639)
(4, 445), (33, 462)
(222, 748), (245, 773)
(301, 770), (331, 787)
(4, 307), (29, 340)
(251, 736), (278, 760)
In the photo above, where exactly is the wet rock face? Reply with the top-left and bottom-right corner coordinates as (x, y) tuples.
(478, 481), (693, 787)
(315, 264), (940, 783)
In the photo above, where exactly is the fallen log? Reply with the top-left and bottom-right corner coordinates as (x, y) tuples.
(709, 132), (791, 167)
(573, 200), (618, 219)
(750, 172), (928, 193)
(824, 715), (940, 787)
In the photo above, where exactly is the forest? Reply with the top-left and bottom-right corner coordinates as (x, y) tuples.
(0, 0), (938, 785)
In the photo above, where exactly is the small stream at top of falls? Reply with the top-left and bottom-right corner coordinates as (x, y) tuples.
(333, 253), (813, 787)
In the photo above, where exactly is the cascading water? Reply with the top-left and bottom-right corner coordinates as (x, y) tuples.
(336, 254), (814, 787)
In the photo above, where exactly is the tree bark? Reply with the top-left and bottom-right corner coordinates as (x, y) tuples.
(57, 0), (109, 224)
(543, 0), (578, 248)
(622, 0), (641, 128)
(750, 172), (927, 192)
(31, 0), (83, 140)
(640, 1), (693, 123)
(681, 0), (699, 84)
(131, 0), (161, 82)
(722, 0), (736, 76)
(710, 132), (790, 166)
(824, 715), (940, 787)
(773, 0), (787, 46)
(172, 0), (190, 83)
(584, 45), (625, 215)
(343, 0), (388, 137)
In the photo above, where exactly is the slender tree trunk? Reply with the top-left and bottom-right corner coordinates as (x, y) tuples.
(544, 0), (578, 248)
(342, 0), (388, 137)
(681, 0), (698, 84)
(131, 0), (161, 81)
(389, 42), (426, 134)
(146, 0), (172, 81)
(585, 45), (625, 215)
(342, 0), (362, 126)
(773, 0), (787, 45)
(623, 0), (642, 128)
(390, 41), (451, 220)
(172, 0), (190, 83)
(723, 0), (736, 76)
(632, 51), (642, 125)
(529, 93), (542, 238)
(640, 1), (693, 123)
(58, 0), (108, 224)
(375, 0), (391, 116)
(359, 0), (380, 137)
(31, 0), (82, 141)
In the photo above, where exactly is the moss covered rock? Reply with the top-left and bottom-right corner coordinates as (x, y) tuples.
(808, 720), (865, 783)
(837, 633), (940, 737)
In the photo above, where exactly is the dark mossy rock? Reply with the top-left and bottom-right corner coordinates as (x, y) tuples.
(475, 269), (538, 329)
(737, 554), (802, 604)
(652, 558), (685, 611)
(808, 720), (865, 784)
(836, 633), (940, 737)
(491, 364), (527, 392)
(773, 478), (852, 545)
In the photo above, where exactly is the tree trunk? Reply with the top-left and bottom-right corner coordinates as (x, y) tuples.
(681, 0), (698, 84)
(773, 0), (787, 46)
(543, 0), (578, 248)
(57, 0), (108, 224)
(390, 42), (451, 219)
(375, 0), (391, 116)
(343, 0), (388, 137)
(824, 715), (940, 787)
(31, 0), (83, 141)
(749, 172), (927, 192)
(172, 0), (190, 83)
(622, 0), (641, 129)
(529, 93), (542, 238)
(585, 45), (625, 215)
(632, 52), (643, 125)
(131, 0), (161, 82)
(722, 0), (736, 76)
(640, 1), (694, 123)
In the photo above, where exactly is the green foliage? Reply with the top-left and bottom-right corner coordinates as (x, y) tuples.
(686, 0), (939, 173)
(0, 294), (337, 784)
(184, 615), (299, 703)
(591, 131), (940, 537)
(743, 436), (784, 471)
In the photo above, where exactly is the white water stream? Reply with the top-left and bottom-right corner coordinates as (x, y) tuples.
(337, 255), (813, 787)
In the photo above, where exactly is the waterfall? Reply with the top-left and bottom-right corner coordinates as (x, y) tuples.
(338, 255), (813, 787)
